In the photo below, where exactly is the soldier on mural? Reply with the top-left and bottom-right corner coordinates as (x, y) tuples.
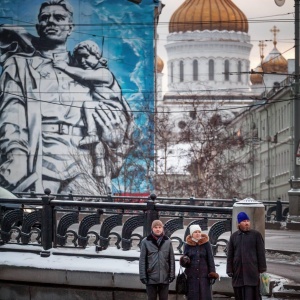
(0, 0), (133, 194)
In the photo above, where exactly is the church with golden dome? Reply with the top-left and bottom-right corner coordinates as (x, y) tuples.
(155, 0), (294, 202)
(250, 26), (289, 95)
(163, 0), (252, 97)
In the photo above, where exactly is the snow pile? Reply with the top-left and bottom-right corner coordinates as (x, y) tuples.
(266, 251), (300, 265)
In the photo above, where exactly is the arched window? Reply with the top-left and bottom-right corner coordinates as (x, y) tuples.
(171, 62), (174, 83)
(193, 60), (198, 81)
(238, 61), (242, 82)
(224, 60), (230, 81)
(209, 59), (214, 81)
(180, 61), (184, 82)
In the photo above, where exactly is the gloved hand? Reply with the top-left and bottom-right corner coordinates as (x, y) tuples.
(208, 272), (219, 279)
(169, 277), (175, 283)
(208, 272), (219, 285)
(180, 255), (190, 267)
(227, 273), (233, 278)
(140, 278), (148, 285)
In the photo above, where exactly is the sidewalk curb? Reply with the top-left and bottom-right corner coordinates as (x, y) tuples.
(266, 248), (300, 256)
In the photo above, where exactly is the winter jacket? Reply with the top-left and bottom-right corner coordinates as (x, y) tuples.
(226, 229), (267, 287)
(181, 233), (216, 300)
(139, 233), (175, 285)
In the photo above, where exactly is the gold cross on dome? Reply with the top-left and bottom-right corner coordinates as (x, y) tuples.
(258, 40), (267, 61)
(270, 26), (280, 46)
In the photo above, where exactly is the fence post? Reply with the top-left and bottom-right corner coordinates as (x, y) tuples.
(41, 189), (53, 250)
(68, 191), (73, 201)
(232, 197), (238, 205)
(30, 190), (37, 198)
(189, 196), (195, 206)
(144, 194), (158, 237)
(276, 197), (283, 222)
(189, 196), (195, 217)
(107, 193), (112, 202)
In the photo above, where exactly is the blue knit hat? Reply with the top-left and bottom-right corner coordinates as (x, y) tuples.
(237, 212), (250, 223)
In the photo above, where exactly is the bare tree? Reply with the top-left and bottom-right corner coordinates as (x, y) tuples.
(101, 96), (156, 194)
(154, 98), (253, 199)
(154, 107), (193, 197)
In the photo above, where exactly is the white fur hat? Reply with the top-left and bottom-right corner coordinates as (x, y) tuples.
(189, 224), (202, 236)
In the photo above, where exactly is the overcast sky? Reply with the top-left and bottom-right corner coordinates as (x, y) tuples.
(157, 0), (295, 81)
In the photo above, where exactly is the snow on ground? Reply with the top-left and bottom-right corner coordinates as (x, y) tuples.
(266, 251), (300, 265)
(0, 243), (296, 300)
(0, 244), (291, 286)
(0, 244), (140, 273)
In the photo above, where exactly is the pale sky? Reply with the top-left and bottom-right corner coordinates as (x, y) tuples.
(157, 0), (295, 88)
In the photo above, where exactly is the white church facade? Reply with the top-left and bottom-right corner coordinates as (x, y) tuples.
(155, 0), (294, 201)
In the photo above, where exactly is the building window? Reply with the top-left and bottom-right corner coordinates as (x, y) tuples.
(284, 105), (287, 128)
(171, 62), (174, 83)
(278, 108), (281, 130)
(193, 60), (198, 81)
(275, 109), (278, 132)
(238, 61), (242, 82)
(190, 110), (196, 120)
(209, 59), (214, 81)
(224, 60), (230, 81)
(180, 61), (184, 82)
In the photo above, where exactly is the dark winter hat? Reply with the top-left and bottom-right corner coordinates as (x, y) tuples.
(237, 212), (250, 223)
(152, 220), (163, 228)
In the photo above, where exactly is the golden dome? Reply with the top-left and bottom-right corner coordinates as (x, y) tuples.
(262, 46), (288, 74)
(156, 55), (164, 73)
(169, 0), (248, 33)
(250, 66), (263, 85)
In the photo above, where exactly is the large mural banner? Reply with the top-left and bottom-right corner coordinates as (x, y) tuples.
(0, 0), (157, 195)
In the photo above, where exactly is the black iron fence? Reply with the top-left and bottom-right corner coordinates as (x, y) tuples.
(0, 191), (288, 257)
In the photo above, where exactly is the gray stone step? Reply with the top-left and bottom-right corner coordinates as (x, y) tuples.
(283, 284), (300, 291)
(273, 290), (300, 299)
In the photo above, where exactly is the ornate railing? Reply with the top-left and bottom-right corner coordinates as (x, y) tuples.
(0, 192), (234, 256)
(0, 191), (289, 257)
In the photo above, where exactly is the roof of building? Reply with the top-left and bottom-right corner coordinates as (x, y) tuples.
(262, 46), (288, 74)
(169, 0), (248, 34)
(250, 66), (264, 85)
(156, 55), (164, 73)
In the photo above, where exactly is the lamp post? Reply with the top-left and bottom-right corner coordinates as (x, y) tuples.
(288, 0), (300, 221)
(294, 0), (300, 177)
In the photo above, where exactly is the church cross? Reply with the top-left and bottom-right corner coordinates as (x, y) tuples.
(258, 40), (267, 61)
(270, 25), (280, 46)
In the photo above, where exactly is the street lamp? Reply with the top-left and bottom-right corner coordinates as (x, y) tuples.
(274, 0), (285, 6)
(287, 0), (300, 221)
